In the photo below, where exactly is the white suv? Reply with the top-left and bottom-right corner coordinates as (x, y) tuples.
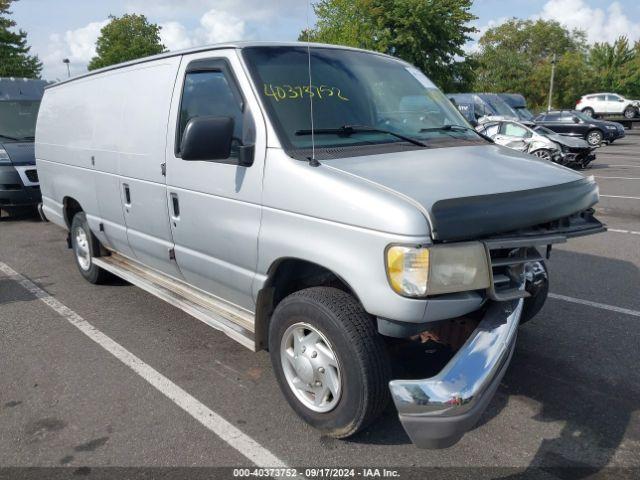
(576, 93), (639, 119)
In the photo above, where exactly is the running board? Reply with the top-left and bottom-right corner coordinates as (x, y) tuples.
(92, 254), (256, 351)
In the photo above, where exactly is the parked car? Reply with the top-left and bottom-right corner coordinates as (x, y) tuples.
(477, 120), (596, 168)
(0, 77), (46, 215)
(576, 93), (639, 119)
(533, 110), (625, 146)
(532, 125), (597, 168)
(498, 93), (537, 123)
(447, 93), (523, 126)
(37, 42), (605, 450)
(476, 120), (561, 162)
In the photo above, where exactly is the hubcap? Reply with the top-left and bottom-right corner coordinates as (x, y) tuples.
(74, 226), (91, 271)
(280, 322), (342, 413)
(587, 132), (601, 145)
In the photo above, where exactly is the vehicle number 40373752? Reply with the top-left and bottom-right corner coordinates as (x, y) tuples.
(263, 83), (349, 102)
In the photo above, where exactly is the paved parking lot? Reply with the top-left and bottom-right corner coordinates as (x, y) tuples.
(1, 132), (639, 477)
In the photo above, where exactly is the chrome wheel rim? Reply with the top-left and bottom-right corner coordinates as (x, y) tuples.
(74, 226), (91, 271)
(624, 109), (635, 119)
(533, 150), (551, 160)
(280, 322), (342, 413)
(587, 132), (601, 145)
(583, 109), (593, 117)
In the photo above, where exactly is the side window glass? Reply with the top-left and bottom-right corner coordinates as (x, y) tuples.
(178, 70), (244, 158)
(608, 95), (621, 102)
(596, 95), (607, 101)
(501, 122), (528, 138)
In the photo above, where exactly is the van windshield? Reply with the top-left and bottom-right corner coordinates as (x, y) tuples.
(242, 46), (478, 154)
(481, 95), (517, 117)
(0, 101), (41, 141)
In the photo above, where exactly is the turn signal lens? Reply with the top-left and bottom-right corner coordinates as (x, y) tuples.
(386, 246), (429, 297)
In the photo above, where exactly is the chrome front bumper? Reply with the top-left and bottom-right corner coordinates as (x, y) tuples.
(389, 299), (522, 448)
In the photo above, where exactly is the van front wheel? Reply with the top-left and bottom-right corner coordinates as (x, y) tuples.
(269, 287), (390, 439)
(70, 212), (110, 284)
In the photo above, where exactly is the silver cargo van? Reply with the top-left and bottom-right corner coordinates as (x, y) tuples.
(36, 42), (604, 449)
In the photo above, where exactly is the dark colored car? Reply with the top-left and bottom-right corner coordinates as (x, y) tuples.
(533, 110), (625, 146)
(498, 93), (536, 123)
(0, 78), (46, 214)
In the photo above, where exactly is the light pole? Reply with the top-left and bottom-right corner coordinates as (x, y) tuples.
(62, 58), (71, 78)
(547, 53), (557, 112)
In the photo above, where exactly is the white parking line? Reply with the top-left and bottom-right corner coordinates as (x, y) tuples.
(603, 164), (640, 168)
(549, 293), (640, 318)
(600, 194), (640, 200)
(608, 228), (640, 236)
(595, 176), (640, 180)
(0, 261), (291, 470)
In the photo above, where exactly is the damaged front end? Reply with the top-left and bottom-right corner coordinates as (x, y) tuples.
(389, 180), (604, 448)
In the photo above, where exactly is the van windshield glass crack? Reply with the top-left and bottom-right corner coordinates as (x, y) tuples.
(242, 46), (477, 154)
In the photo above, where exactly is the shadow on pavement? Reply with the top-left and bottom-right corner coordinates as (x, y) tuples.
(350, 250), (639, 475)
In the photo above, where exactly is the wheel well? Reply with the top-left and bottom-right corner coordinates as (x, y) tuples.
(254, 258), (358, 351)
(62, 197), (83, 229)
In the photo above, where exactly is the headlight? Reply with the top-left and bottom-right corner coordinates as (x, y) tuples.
(0, 147), (11, 165)
(606, 126), (616, 130)
(386, 242), (491, 297)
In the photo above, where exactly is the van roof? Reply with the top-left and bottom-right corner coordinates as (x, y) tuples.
(46, 41), (400, 90)
(0, 77), (49, 101)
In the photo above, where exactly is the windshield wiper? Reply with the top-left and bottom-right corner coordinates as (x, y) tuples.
(420, 124), (494, 143)
(295, 124), (429, 148)
(20, 136), (36, 141)
(0, 133), (20, 141)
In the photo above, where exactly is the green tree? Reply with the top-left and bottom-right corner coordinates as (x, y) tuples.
(0, 0), (42, 78)
(301, 0), (477, 91)
(472, 19), (591, 110)
(88, 14), (165, 71)
(588, 36), (638, 96)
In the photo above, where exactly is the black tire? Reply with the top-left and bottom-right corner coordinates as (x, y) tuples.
(623, 106), (636, 119)
(586, 129), (603, 146)
(582, 107), (595, 117)
(70, 212), (111, 284)
(269, 287), (390, 439)
(520, 263), (549, 325)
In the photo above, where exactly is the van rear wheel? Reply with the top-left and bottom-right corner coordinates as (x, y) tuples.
(70, 212), (110, 284)
(269, 287), (390, 439)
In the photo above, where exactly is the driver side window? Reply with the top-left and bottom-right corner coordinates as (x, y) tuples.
(178, 70), (244, 158)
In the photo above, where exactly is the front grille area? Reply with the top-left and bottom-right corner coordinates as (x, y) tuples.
(483, 238), (553, 301)
(25, 169), (39, 182)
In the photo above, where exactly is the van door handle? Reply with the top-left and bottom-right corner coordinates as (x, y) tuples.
(123, 184), (131, 205)
(170, 193), (180, 218)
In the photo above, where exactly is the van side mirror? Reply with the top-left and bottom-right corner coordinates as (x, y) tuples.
(181, 116), (234, 161)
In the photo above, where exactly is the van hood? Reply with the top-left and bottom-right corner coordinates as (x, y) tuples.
(324, 144), (599, 241)
(0, 141), (35, 166)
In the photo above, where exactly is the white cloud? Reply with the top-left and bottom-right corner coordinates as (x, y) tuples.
(159, 21), (194, 50)
(42, 19), (108, 80)
(539, 0), (640, 43)
(198, 9), (245, 44)
(469, 0), (640, 52)
(64, 20), (109, 63)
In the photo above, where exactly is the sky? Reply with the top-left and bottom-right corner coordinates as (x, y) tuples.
(8, 0), (640, 81)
